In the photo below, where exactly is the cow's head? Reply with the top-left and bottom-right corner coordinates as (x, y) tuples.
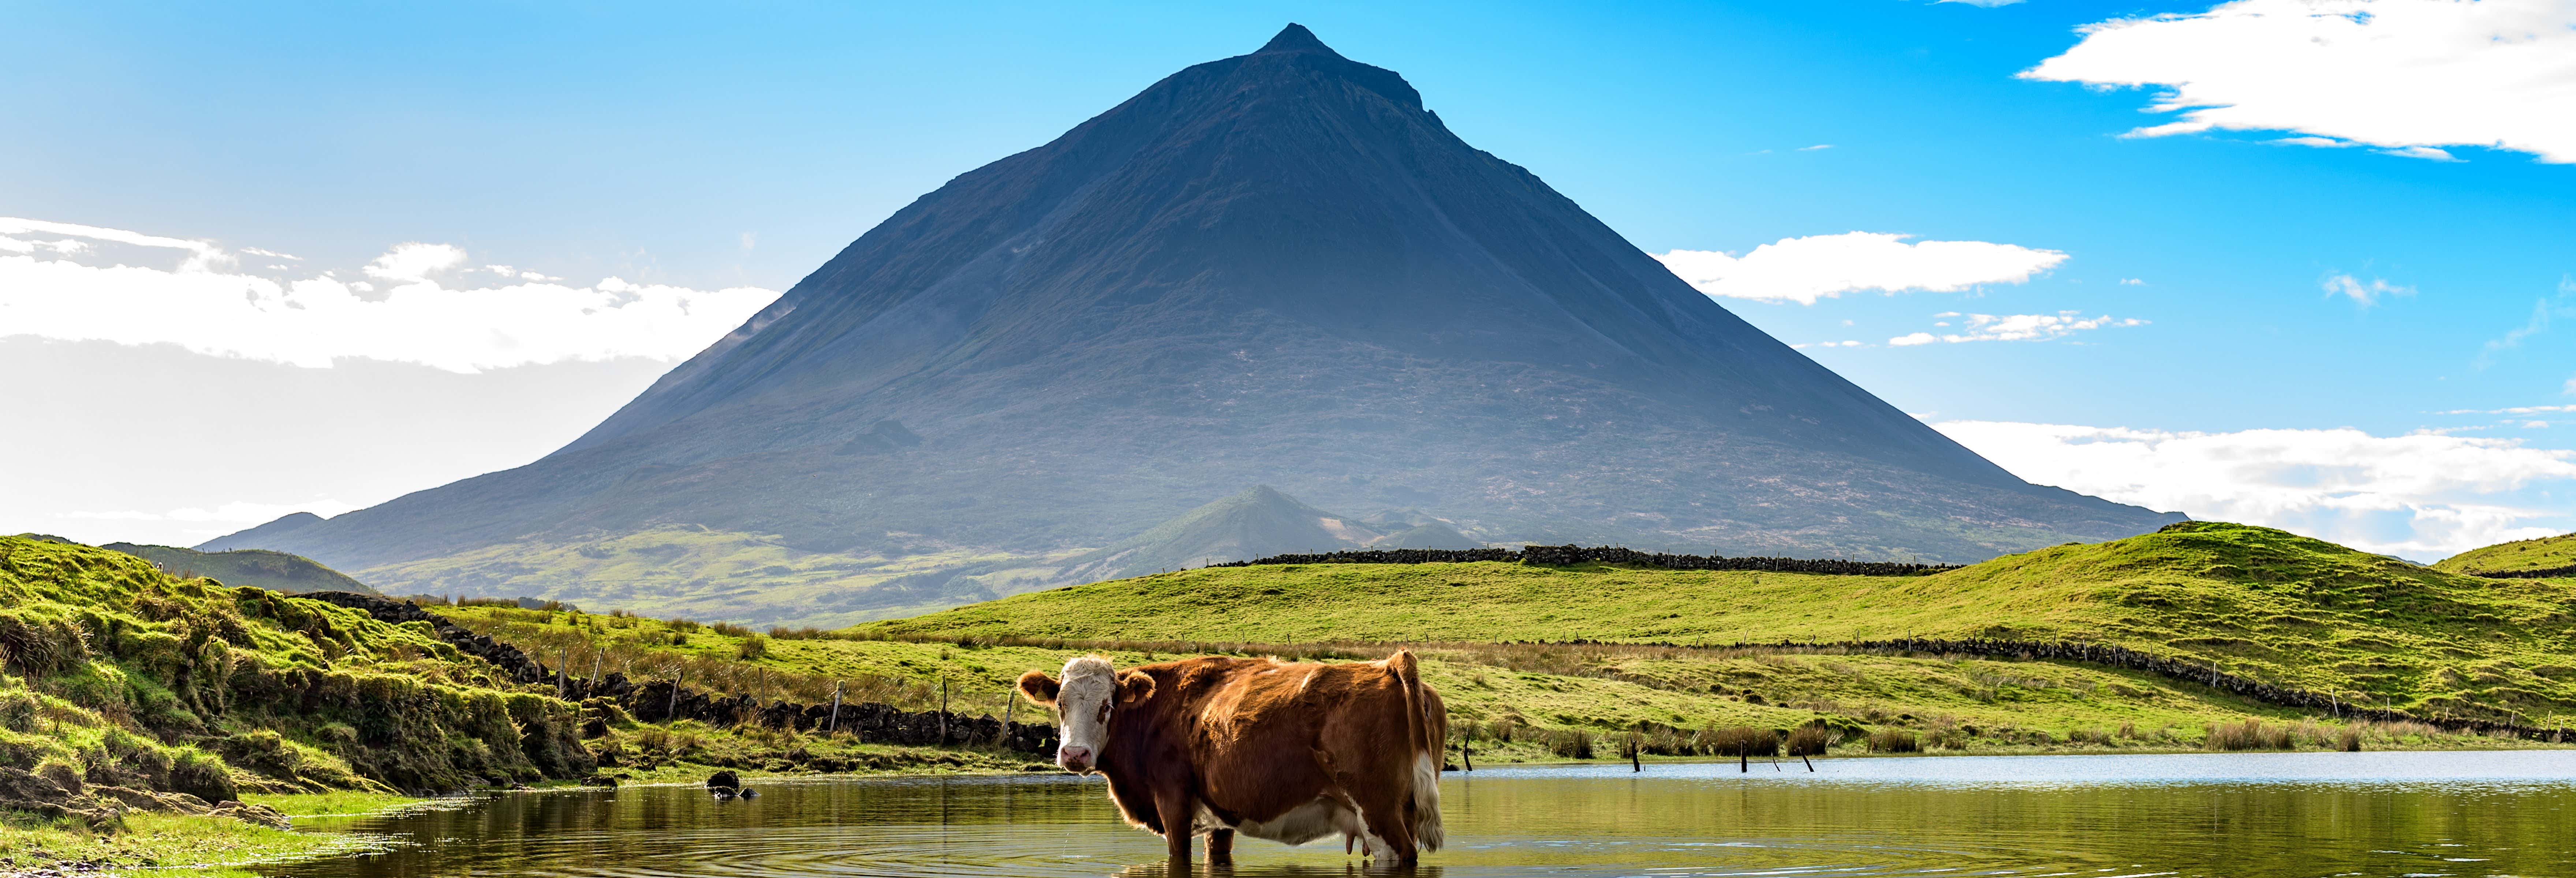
(1017, 655), (1153, 773)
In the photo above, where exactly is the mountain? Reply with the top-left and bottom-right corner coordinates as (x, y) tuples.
(101, 542), (379, 595)
(210, 25), (2179, 625)
(1048, 485), (1480, 583)
(194, 511), (323, 552)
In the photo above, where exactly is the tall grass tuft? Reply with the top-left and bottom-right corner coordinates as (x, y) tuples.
(2203, 720), (2296, 751)
(1866, 729), (1920, 753)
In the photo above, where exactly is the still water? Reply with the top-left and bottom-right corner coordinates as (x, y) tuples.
(264, 750), (2576, 877)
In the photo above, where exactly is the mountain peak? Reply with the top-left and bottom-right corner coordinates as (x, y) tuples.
(1256, 23), (1338, 57)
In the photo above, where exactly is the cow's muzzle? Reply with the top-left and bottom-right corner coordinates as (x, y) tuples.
(1058, 746), (1094, 773)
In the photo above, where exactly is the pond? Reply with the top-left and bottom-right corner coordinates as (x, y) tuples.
(262, 750), (2576, 877)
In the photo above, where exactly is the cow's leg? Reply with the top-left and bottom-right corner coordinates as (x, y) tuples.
(1153, 784), (1196, 863)
(1352, 790), (1420, 866)
(1206, 827), (1235, 863)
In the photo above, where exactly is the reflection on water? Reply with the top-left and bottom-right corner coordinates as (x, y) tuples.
(262, 750), (2576, 877)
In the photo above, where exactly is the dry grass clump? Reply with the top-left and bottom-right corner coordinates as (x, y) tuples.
(1696, 725), (1781, 757)
(1785, 723), (1833, 756)
(2204, 720), (2297, 751)
(1924, 714), (1972, 750)
(1867, 729), (1920, 753)
(1541, 727), (1595, 759)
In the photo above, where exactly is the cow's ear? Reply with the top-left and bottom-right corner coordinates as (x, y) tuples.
(1117, 670), (1157, 702)
(1016, 670), (1061, 706)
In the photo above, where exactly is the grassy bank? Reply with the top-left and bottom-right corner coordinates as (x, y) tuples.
(0, 791), (433, 876)
(0, 535), (605, 874)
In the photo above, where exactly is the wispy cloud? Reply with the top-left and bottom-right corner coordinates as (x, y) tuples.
(1798, 143), (1834, 151)
(1888, 311), (2146, 346)
(1654, 232), (2068, 305)
(1792, 340), (1867, 350)
(2021, 0), (2576, 164)
(60, 499), (359, 526)
(0, 217), (780, 373)
(1934, 419), (2576, 560)
(2322, 273), (2413, 307)
(2476, 277), (2575, 367)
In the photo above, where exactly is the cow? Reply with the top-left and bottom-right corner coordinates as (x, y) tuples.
(1015, 650), (1448, 865)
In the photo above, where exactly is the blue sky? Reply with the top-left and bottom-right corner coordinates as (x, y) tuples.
(4, 0), (2571, 558)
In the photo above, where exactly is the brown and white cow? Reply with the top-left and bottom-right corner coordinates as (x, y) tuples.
(1016, 651), (1448, 864)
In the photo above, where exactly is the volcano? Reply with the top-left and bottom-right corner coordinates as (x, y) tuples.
(212, 26), (2179, 623)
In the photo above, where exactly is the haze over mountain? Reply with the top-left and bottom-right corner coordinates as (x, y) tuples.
(210, 25), (2178, 625)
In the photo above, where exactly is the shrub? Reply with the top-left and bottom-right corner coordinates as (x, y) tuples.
(2338, 728), (2362, 752)
(736, 635), (770, 661)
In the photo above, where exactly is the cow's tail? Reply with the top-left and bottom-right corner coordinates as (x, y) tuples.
(1387, 649), (1444, 852)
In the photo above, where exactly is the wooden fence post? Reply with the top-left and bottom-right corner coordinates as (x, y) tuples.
(828, 680), (844, 734)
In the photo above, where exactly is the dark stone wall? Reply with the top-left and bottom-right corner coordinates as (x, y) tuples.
(1217, 545), (1955, 576)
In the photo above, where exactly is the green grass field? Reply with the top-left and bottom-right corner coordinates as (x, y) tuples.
(2438, 532), (2576, 576)
(861, 522), (2576, 722)
(436, 523), (2574, 766)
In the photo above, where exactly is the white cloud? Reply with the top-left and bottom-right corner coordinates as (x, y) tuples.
(241, 247), (301, 261)
(2477, 278), (2574, 366)
(1935, 419), (2576, 560)
(1793, 340), (1867, 350)
(61, 499), (360, 525)
(2323, 273), (2413, 307)
(1655, 232), (2069, 305)
(2119, 278), (2145, 285)
(2021, 0), (2576, 164)
(2378, 145), (2463, 162)
(363, 242), (468, 283)
(2438, 404), (2576, 415)
(1799, 143), (1834, 151)
(0, 217), (780, 373)
(1888, 311), (2145, 345)
(2566, 374), (2576, 395)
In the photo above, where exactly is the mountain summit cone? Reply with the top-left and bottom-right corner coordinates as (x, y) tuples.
(214, 25), (2179, 623)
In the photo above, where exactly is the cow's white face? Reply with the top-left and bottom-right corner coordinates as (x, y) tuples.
(1018, 655), (1138, 773)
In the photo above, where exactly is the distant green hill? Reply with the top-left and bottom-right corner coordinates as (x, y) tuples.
(102, 542), (380, 595)
(866, 522), (2576, 722)
(2437, 533), (2576, 578)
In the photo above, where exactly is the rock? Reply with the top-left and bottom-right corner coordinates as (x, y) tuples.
(739, 788), (758, 799)
(705, 770), (740, 791)
(580, 774), (619, 787)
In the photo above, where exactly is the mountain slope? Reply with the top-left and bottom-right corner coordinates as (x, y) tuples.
(215, 25), (2177, 621)
(103, 542), (379, 595)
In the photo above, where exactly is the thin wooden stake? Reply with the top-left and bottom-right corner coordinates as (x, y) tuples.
(828, 680), (844, 734)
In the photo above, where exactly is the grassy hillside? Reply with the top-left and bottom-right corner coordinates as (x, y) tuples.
(2438, 532), (2576, 577)
(861, 523), (2576, 724)
(351, 526), (1081, 628)
(102, 542), (380, 595)
(422, 521), (2565, 770)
